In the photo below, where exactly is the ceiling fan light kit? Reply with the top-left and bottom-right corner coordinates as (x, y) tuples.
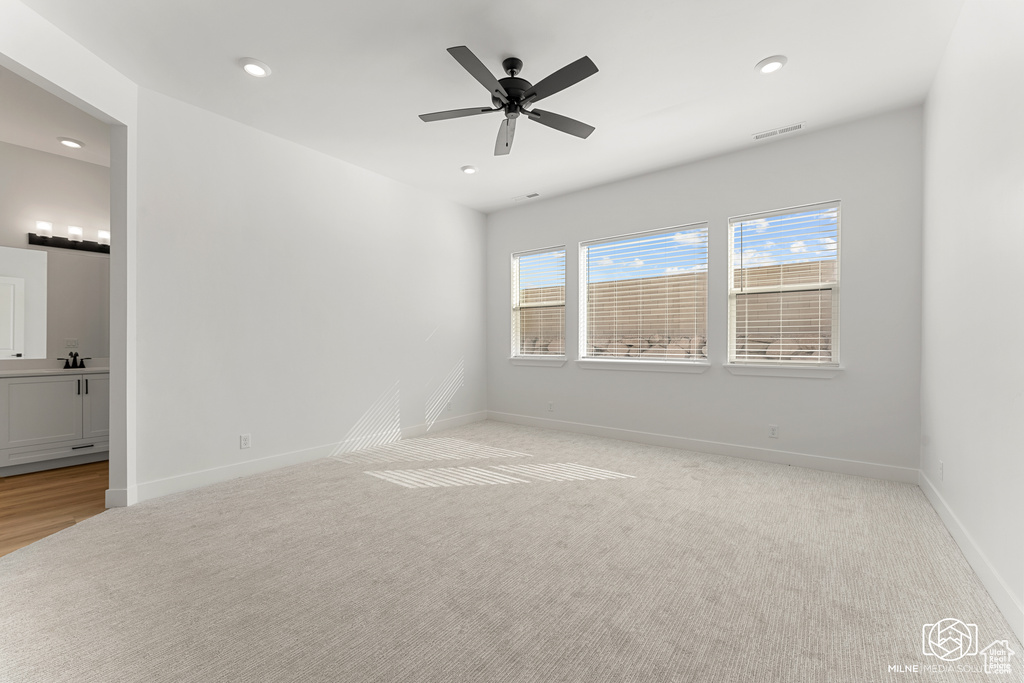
(419, 46), (598, 156)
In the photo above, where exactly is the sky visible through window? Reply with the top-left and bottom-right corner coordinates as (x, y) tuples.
(733, 207), (838, 269)
(517, 250), (565, 290)
(518, 209), (836, 289)
(586, 228), (707, 283)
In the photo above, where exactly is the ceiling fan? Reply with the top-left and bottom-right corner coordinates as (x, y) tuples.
(419, 46), (598, 156)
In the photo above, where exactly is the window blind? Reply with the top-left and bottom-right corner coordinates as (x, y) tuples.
(729, 201), (840, 364)
(512, 248), (565, 356)
(581, 224), (708, 360)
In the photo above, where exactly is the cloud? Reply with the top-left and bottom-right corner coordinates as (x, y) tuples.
(630, 258), (644, 267)
(672, 231), (703, 246)
(739, 248), (777, 267)
(598, 256), (614, 267)
(790, 240), (807, 254)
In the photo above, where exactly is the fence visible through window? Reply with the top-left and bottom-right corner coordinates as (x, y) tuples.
(729, 202), (840, 364)
(580, 224), (708, 361)
(512, 248), (565, 357)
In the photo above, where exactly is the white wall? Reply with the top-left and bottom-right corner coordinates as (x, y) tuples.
(133, 88), (487, 496)
(487, 107), (923, 481)
(921, 0), (1023, 640)
(0, 140), (110, 361)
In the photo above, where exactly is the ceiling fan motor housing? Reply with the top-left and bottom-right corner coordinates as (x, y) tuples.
(493, 76), (532, 117)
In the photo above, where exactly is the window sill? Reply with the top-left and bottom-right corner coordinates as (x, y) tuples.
(576, 359), (711, 374)
(724, 364), (843, 379)
(510, 356), (567, 367)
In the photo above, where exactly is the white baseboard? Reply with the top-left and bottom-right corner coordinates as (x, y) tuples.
(135, 442), (337, 502)
(133, 411), (489, 503)
(486, 411), (920, 483)
(919, 472), (1023, 642)
(105, 485), (136, 508)
(402, 411), (487, 439)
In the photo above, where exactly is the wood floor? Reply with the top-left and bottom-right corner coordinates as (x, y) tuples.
(0, 461), (108, 558)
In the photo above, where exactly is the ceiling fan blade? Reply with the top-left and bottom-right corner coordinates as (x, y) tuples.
(494, 117), (516, 156)
(447, 46), (509, 104)
(522, 56), (598, 105)
(526, 109), (595, 139)
(419, 107), (500, 122)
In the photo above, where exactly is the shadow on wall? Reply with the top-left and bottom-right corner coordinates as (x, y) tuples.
(425, 358), (464, 431)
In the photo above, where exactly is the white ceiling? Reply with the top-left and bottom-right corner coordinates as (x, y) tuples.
(13, 0), (965, 212)
(0, 64), (110, 167)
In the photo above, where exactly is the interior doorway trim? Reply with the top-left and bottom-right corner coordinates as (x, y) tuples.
(0, 1), (139, 507)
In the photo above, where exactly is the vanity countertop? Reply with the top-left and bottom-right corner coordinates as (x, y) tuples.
(0, 367), (110, 379)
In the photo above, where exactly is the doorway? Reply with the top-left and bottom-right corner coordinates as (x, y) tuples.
(0, 45), (132, 516)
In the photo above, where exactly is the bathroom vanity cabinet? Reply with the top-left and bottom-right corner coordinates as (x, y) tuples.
(0, 369), (109, 473)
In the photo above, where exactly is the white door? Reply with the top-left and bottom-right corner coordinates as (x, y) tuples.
(0, 276), (25, 359)
(82, 375), (110, 440)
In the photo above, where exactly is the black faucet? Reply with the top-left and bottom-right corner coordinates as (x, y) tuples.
(60, 352), (92, 369)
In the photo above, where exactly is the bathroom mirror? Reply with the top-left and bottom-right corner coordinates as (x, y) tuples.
(0, 246), (47, 359)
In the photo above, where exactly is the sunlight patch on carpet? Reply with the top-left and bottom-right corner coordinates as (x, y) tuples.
(492, 462), (636, 482)
(330, 437), (532, 465)
(364, 466), (530, 488)
(365, 462), (635, 489)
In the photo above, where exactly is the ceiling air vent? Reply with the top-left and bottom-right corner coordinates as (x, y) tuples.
(753, 122), (805, 141)
(513, 192), (541, 203)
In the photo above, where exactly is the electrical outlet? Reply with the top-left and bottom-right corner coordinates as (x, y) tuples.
(768, 424), (779, 439)
(240, 434), (251, 449)
(547, 401), (554, 412)
(64, 338), (79, 348)
(939, 461), (944, 481)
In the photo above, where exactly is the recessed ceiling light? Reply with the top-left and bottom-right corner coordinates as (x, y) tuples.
(755, 55), (788, 74)
(460, 165), (477, 175)
(239, 58), (271, 78)
(58, 137), (84, 149)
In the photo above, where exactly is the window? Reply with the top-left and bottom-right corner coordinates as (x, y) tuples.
(511, 247), (565, 357)
(728, 201), (840, 365)
(580, 223), (708, 361)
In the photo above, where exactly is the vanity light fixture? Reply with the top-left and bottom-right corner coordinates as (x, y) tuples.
(239, 58), (271, 78)
(755, 55), (788, 74)
(28, 222), (110, 254)
(58, 137), (84, 149)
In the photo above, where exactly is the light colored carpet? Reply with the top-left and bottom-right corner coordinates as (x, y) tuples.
(0, 421), (1019, 682)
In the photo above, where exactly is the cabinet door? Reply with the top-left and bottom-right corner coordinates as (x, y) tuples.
(82, 374), (110, 440)
(0, 375), (83, 450)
